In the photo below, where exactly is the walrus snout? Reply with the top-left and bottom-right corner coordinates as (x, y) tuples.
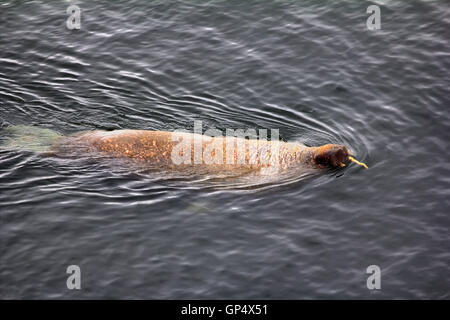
(313, 144), (350, 168)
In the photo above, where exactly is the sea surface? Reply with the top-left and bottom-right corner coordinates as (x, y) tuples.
(0, 0), (449, 299)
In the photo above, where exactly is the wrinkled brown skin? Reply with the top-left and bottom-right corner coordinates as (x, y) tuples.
(50, 129), (350, 173)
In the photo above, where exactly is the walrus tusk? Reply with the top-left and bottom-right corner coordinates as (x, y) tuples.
(348, 156), (368, 169)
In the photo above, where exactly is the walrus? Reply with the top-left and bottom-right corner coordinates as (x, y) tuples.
(1, 126), (367, 179)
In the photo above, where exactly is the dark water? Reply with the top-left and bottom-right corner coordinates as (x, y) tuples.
(1, 0), (449, 299)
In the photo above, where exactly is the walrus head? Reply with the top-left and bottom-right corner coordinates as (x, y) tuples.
(312, 144), (350, 168)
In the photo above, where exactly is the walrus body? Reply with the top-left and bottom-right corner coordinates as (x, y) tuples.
(49, 129), (352, 174)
